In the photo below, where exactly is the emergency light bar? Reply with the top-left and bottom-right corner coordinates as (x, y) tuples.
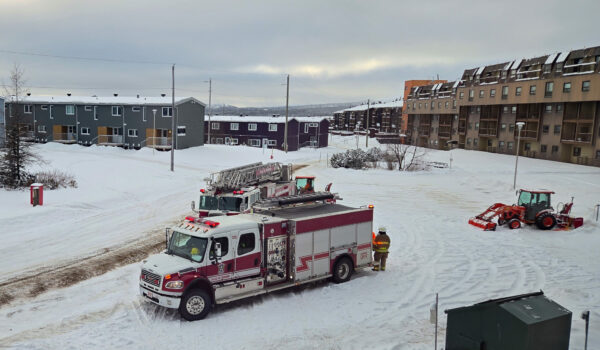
(233, 190), (244, 194)
(200, 189), (205, 193)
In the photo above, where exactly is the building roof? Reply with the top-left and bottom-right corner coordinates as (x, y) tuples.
(207, 115), (328, 124)
(335, 100), (403, 113)
(6, 95), (205, 106)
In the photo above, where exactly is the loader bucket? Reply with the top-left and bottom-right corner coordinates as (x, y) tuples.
(468, 217), (497, 231)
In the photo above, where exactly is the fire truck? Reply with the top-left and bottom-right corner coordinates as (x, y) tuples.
(195, 162), (322, 217)
(140, 192), (374, 320)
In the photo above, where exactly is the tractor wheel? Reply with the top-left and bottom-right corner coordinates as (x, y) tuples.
(536, 213), (557, 230)
(508, 219), (521, 230)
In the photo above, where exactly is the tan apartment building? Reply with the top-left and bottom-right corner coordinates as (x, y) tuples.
(404, 46), (600, 167)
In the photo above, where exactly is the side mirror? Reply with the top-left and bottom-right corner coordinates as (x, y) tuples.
(215, 242), (222, 258)
(240, 203), (247, 212)
(165, 228), (171, 251)
(191, 200), (196, 210)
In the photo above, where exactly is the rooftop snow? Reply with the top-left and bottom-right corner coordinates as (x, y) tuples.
(556, 51), (570, 63)
(338, 100), (403, 113)
(6, 95), (205, 106)
(544, 52), (559, 65)
(207, 115), (327, 123)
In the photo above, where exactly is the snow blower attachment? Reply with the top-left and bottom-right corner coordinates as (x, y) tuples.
(469, 189), (584, 231)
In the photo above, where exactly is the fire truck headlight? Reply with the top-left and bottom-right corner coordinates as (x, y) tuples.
(165, 281), (184, 289)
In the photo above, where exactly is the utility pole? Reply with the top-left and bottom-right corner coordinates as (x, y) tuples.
(171, 64), (175, 172)
(365, 99), (370, 148)
(284, 74), (290, 153)
(206, 78), (212, 144)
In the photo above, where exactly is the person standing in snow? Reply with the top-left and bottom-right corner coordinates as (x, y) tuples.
(372, 227), (390, 271)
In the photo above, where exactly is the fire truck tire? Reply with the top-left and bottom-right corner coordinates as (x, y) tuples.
(536, 213), (557, 230)
(508, 219), (521, 230)
(332, 257), (353, 284)
(179, 289), (212, 321)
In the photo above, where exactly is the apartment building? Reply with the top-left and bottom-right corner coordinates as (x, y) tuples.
(332, 100), (403, 133)
(4, 94), (205, 150)
(404, 46), (600, 166)
(204, 115), (329, 151)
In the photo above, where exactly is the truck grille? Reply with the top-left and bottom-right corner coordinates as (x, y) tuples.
(141, 269), (161, 286)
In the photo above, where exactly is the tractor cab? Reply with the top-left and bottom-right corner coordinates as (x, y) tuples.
(295, 176), (315, 194)
(517, 190), (554, 222)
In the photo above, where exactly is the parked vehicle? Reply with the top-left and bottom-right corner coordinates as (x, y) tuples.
(140, 192), (374, 320)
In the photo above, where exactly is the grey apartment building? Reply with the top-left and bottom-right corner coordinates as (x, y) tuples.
(4, 95), (205, 150)
(404, 45), (600, 167)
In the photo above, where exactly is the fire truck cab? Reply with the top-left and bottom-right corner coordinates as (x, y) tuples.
(140, 192), (374, 321)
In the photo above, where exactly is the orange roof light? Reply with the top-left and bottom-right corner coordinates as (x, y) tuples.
(368, 204), (374, 209)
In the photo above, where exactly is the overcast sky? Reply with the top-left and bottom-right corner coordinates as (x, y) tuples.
(1, 0), (599, 107)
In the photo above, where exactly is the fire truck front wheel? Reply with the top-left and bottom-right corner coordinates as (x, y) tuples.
(332, 257), (353, 284)
(179, 289), (212, 321)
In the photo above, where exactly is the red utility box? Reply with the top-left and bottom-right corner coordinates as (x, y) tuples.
(30, 183), (43, 206)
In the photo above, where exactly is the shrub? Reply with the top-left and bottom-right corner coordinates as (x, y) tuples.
(330, 149), (369, 169)
(28, 170), (78, 190)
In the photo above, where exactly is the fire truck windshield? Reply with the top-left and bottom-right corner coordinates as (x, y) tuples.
(167, 231), (208, 263)
(218, 196), (242, 211)
(199, 195), (219, 210)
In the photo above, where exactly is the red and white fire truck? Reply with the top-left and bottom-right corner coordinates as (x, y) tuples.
(140, 192), (374, 320)
(195, 162), (324, 217)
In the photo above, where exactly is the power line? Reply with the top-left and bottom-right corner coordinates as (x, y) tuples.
(0, 49), (172, 65)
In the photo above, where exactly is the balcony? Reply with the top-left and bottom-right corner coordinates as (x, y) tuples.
(97, 134), (124, 146)
(53, 132), (77, 144)
(19, 130), (35, 142)
(144, 137), (172, 150)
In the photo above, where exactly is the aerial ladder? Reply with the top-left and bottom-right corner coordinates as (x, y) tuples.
(204, 162), (291, 193)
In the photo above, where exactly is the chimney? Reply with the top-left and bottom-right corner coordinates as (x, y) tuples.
(161, 94), (166, 97)
(67, 93), (71, 96)
(114, 93), (118, 97)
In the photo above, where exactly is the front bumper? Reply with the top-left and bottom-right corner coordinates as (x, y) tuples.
(140, 285), (181, 309)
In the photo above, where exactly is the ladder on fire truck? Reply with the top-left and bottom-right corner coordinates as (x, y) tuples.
(205, 162), (287, 192)
(253, 191), (337, 210)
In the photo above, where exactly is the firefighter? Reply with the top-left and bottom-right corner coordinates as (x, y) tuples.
(372, 227), (390, 271)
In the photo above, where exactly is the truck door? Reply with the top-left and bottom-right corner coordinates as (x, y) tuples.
(234, 230), (261, 279)
(207, 235), (235, 283)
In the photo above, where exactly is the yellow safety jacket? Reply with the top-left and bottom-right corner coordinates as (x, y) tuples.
(373, 233), (390, 253)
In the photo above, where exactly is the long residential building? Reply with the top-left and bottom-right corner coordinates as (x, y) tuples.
(4, 95), (205, 150)
(404, 46), (600, 166)
(332, 100), (403, 133)
(204, 115), (329, 151)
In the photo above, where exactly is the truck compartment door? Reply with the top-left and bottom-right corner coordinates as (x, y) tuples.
(234, 230), (261, 279)
(295, 228), (330, 281)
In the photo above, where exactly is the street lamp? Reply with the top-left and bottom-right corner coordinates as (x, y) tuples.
(513, 121), (525, 190)
(152, 108), (157, 155)
(204, 78), (212, 144)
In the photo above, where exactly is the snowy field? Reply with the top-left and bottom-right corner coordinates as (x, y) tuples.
(1, 135), (599, 349)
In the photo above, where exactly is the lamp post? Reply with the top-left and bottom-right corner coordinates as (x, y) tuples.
(152, 108), (157, 155)
(513, 121), (525, 190)
(204, 78), (212, 144)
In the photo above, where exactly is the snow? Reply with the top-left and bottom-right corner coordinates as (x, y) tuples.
(556, 51), (570, 64)
(1, 137), (599, 349)
(339, 100), (403, 113)
(207, 115), (327, 124)
(544, 52), (559, 65)
(7, 95), (204, 106)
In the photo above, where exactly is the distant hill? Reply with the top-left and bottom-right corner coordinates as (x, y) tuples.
(207, 102), (361, 117)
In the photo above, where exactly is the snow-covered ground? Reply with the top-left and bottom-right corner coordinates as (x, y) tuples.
(1, 136), (599, 349)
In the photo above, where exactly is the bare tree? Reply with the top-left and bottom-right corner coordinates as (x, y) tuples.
(0, 64), (40, 188)
(385, 143), (428, 171)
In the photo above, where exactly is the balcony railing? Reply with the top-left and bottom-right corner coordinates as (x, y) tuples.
(53, 132), (77, 143)
(144, 137), (172, 149)
(19, 131), (35, 141)
(97, 135), (124, 145)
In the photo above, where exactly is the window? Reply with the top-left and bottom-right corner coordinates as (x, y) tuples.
(542, 125), (549, 134)
(132, 106), (141, 112)
(545, 105), (552, 112)
(582, 81), (590, 92)
(93, 106), (98, 120)
(438, 102), (442, 109)
(563, 82), (571, 93)
(503, 106), (509, 113)
(475, 122), (479, 130)
(507, 141), (514, 150)
(554, 125), (561, 135)
(248, 123), (257, 131)
(476, 106), (480, 113)
(540, 145), (547, 153)
(249, 139), (260, 147)
(112, 106), (122, 116)
(466, 138), (471, 145)
(49, 105), (54, 119)
(524, 143), (531, 151)
(41, 105), (48, 110)
(177, 126), (186, 136)
(24, 105), (32, 114)
(459, 91), (464, 99)
(473, 138), (479, 146)
(66, 105), (75, 115)
(445, 101), (449, 108)
(556, 104), (563, 111)
(211, 122), (220, 130)
(127, 129), (138, 137)
(419, 103), (422, 109)
(499, 141), (505, 148)
(490, 89), (496, 97)
(81, 127), (90, 135)
(509, 124), (515, 132)
(596, 150), (600, 160)
(267, 140), (277, 146)
(515, 87), (522, 96)
(479, 90), (485, 98)
(469, 89), (474, 100)
(431, 101), (435, 109)
(501, 123), (507, 130)
(269, 124), (277, 132)
(544, 82), (553, 97)
(453, 100), (457, 108)
(529, 85), (536, 95)
(84, 105), (92, 112)
(230, 138), (239, 145)
(230, 123), (239, 130)
(237, 233), (256, 256)
(162, 106), (172, 117)
(37, 125), (46, 133)
(511, 106), (517, 114)
(413, 102), (416, 109)
(551, 145), (559, 154)
(468, 122), (472, 130)
(573, 147), (581, 156)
